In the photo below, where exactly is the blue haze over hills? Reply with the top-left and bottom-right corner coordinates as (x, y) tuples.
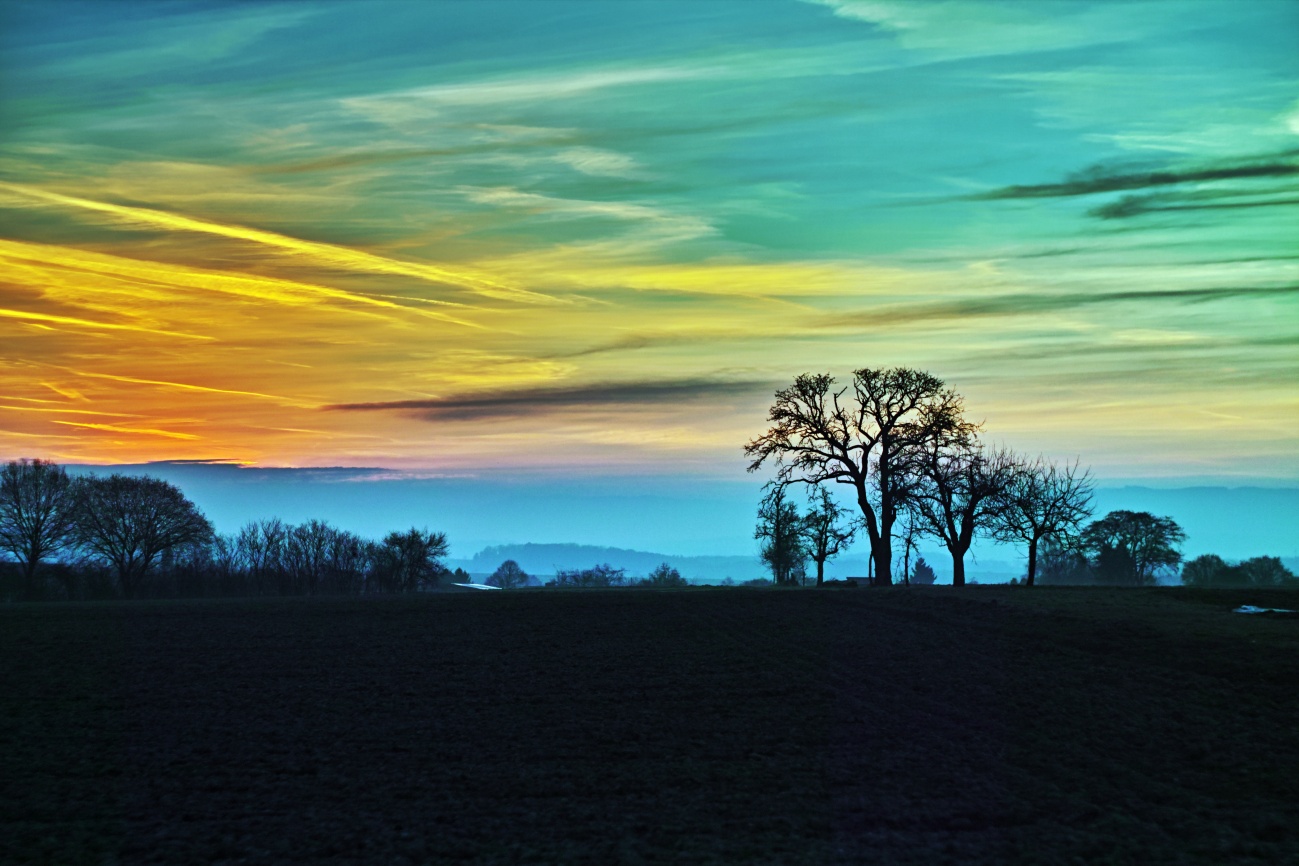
(64, 462), (1299, 584)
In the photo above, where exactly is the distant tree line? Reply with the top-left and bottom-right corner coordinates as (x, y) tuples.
(0, 459), (449, 601)
(1180, 555), (1297, 588)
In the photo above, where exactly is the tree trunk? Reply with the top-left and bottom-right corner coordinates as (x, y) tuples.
(20, 552), (40, 600)
(873, 546), (892, 587)
(1025, 536), (1038, 587)
(815, 557), (825, 586)
(876, 517), (894, 586)
(951, 553), (966, 587)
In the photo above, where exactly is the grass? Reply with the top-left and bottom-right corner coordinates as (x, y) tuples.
(2, 586), (1297, 864)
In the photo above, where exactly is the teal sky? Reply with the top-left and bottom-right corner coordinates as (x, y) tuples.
(1, 0), (1297, 496)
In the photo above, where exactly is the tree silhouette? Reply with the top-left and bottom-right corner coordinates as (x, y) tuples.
(800, 486), (856, 586)
(641, 563), (688, 587)
(376, 528), (449, 593)
(912, 443), (1015, 587)
(488, 559), (529, 589)
(911, 556), (937, 585)
(74, 474), (214, 598)
(755, 485), (807, 586)
(993, 457), (1093, 588)
(1080, 511), (1185, 586)
(746, 368), (965, 585)
(0, 459), (79, 598)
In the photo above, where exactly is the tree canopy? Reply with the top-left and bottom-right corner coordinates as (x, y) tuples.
(74, 474), (214, 598)
(1080, 510), (1185, 586)
(0, 458), (78, 597)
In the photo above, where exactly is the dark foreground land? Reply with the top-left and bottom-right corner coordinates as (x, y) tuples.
(3, 587), (1298, 865)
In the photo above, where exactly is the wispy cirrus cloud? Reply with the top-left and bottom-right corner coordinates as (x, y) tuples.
(459, 186), (714, 244)
(814, 283), (1299, 331)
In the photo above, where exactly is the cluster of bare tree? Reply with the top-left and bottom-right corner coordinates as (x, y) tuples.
(0, 459), (448, 600)
(747, 367), (1095, 586)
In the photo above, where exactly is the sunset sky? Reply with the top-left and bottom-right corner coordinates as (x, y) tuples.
(2, 0), (1297, 493)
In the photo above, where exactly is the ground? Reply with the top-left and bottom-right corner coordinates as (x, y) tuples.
(2, 586), (1298, 865)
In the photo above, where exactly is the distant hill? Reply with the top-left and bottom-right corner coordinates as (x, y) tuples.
(448, 543), (769, 584)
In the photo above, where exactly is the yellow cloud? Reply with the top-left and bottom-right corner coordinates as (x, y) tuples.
(0, 182), (552, 306)
(51, 421), (200, 440)
(0, 238), (484, 329)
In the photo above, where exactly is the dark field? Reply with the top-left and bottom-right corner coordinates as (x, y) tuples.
(3, 587), (1298, 865)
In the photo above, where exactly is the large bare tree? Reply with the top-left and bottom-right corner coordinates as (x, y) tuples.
(745, 368), (965, 585)
(75, 474), (214, 598)
(0, 459), (79, 597)
(911, 443), (1017, 587)
(993, 457), (1094, 587)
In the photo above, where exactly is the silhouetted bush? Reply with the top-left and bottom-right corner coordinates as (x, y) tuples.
(639, 563), (687, 587)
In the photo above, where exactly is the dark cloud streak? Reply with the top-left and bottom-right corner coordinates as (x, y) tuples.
(325, 378), (773, 422)
(1090, 195), (1299, 219)
(975, 153), (1299, 200)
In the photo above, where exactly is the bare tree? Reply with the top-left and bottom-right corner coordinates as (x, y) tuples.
(745, 368), (966, 584)
(0, 459), (79, 598)
(993, 458), (1094, 587)
(911, 443), (1016, 587)
(897, 507), (922, 586)
(800, 486), (857, 586)
(755, 485), (807, 586)
(236, 518), (288, 594)
(74, 474), (214, 598)
(488, 559), (529, 589)
(324, 528), (372, 595)
(284, 519), (336, 595)
(375, 527), (448, 593)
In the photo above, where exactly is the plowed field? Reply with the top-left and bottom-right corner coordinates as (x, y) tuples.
(3, 586), (1298, 864)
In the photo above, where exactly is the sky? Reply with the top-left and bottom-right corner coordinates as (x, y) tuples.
(1, 0), (1297, 558)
